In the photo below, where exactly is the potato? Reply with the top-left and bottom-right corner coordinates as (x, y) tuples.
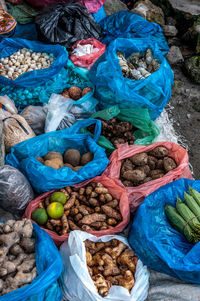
(73, 166), (82, 171)
(147, 156), (158, 170)
(123, 169), (146, 183)
(44, 160), (60, 170)
(156, 159), (164, 170)
(149, 146), (168, 158)
(150, 169), (165, 180)
(64, 149), (81, 166)
(129, 153), (148, 166)
(82, 87), (92, 97)
(137, 165), (150, 175)
(81, 152), (94, 166)
(36, 156), (44, 164)
(163, 157), (177, 172)
(44, 151), (63, 161)
(68, 86), (82, 100)
(122, 180), (133, 187)
(141, 177), (152, 184)
(64, 163), (74, 169)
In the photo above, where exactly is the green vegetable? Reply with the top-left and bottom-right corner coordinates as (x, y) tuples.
(176, 197), (200, 230)
(192, 223), (200, 244)
(189, 186), (200, 207)
(165, 205), (194, 243)
(184, 192), (200, 222)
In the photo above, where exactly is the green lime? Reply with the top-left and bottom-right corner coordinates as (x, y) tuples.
(47, 202), (64, 219)
(32, 208), (48, 225)
(50, 192), (67, 205)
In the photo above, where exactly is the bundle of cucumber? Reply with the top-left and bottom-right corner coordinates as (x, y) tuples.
(165, 187), (200, 244)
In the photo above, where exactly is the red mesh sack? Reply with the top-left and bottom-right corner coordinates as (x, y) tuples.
(103, 142), (192, 212)
(24, 176), (130, 246)
(69, 39), (106, 70)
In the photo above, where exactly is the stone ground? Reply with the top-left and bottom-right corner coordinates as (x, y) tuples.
(167, 66), (200, 178)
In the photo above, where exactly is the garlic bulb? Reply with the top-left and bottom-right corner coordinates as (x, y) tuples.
(0, 48), (55, 80)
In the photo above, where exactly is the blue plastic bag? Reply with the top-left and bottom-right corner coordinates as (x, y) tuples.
(90, 38), (173, 120)
(6, 119), (109, 193)
(0, 38), (69, 108)
(92, 6), (106, 23)
(0, 38), (68, 88)
(100, 11), (169, 55)
(129, 178), (200, 284)
(1, 223), (62, 301)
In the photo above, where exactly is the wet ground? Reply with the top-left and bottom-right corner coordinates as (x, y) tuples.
(167, 66), (200, 178)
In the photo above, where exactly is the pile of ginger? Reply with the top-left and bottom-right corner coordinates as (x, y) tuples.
(0, 219), (37, 296)
(85, 239), (138, 297)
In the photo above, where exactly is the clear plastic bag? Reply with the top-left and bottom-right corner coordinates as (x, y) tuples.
(0, 165), (34, 215)
(20, 105), (47, 135)
(0, 95), (36, 152)
(59, 231), (150, 301)
(44, 93), (74, 133)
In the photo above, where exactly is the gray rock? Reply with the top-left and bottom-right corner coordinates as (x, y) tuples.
(103, 0), (128, 16)
(162, 25), (178, 37)
(184, 55), (200, 84)
(131, 0), (165, 26)
(168, 0), (200, 16)
(166, 46), (184, 65)
(0, 121), (5, 166)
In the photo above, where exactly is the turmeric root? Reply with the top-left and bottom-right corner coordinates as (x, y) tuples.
(61, 215), (69, 235)
(117, 249), (137, 273)
(80, 213), (107, 225)
(101, 205), (122, 221)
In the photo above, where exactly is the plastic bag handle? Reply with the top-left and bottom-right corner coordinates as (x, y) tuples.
(71, 118), (101, 142)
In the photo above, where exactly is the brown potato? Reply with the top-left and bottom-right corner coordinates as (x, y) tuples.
(82, 87), (92, 97)
(64, 149), (81, 166)
(73, 166), (82, 171)
(123, 169), (146, 183)
(149, 146), (168, 158)
(150, 169), (165, 180)
(44, 160), (60, 170)
(81, 152), (94, 166)
(156, 159), (164, 169)
(68, 86), (82, 100)
(63, 163), (74, 169)
(147, 156), (158, 170)
(122, 180), (133, 187)
(129, 153), (148, 166)
(36, 156), (44, 164)
(44, 151), (63, 161)
(141, 177), (152, 184)
(137, 165), (150, 175)
(163, 157), (177, 172)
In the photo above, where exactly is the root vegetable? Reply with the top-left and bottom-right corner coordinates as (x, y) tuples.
(82, 87), (92, 96)
(130, 153), (148, 166)
(163, 157), (177, 172)
(149, 146), (168, 158)
(148, 156), (157, 169)
(68, 220), (81, 231)
(123, 169), (146, 183)
(80, 213), (107, 225)
(117, 249), (137, 273)
(119, 270), (135, 291)
(68, 86), (82, 100)
(73, 166), (82, 171)
(101, 205), (122, 221)
(43, 151), (63, 161)
(36, 157), (44, 164)
(81, 152), (94, 166)
(64, 149), (81, 167)
(106, 199), (118, 208)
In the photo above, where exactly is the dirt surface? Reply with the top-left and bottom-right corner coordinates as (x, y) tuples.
(167, 66), (200, 178)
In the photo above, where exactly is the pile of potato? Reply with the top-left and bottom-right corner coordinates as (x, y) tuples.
(120, 146), (177, 187)
(40, 182), (122, 235)
(88, 118), (136, 148)
(36, 149), (94, 170)
(85, 239), (138, 297)
(0, 219), (36, 296)
(61, 86), (92, 100)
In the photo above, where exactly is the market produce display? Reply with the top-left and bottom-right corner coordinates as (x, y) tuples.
(165, 186), (200, 244)
(0, 219), (37, 296)
(85, 238), (138, 296)
(61, 86), (92, 100)
(36, 149), (94, 170)
(120, 146), (177, 187)
(0, 48), (54, 80)
(117, 48), (160, 80)
(88, 117), (136, 147)
(31, 182), (123, 235)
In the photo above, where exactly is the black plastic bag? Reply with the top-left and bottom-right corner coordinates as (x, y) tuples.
(35, 1), (102, 48)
